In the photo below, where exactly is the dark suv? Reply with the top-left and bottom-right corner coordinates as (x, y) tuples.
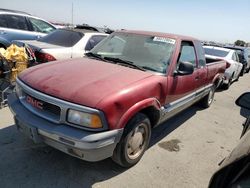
(0, 9), (56, 48)
(224, 45), (250, 75)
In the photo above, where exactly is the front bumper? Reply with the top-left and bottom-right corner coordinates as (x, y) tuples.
(8, 93), (123, 162)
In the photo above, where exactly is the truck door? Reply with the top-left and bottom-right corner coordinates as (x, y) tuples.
(164, 40), (199, 114)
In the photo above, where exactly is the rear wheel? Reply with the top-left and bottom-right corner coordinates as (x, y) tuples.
(199, 85), (215, 108)
(112, 113), (151, 168)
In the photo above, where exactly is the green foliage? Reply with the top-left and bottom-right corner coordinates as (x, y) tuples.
(234, 40), (246, 46)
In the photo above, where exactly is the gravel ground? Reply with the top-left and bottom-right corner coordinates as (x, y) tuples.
(0, 73), (250, 188)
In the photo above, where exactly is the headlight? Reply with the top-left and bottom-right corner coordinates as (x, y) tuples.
(67, 109), (103, 129)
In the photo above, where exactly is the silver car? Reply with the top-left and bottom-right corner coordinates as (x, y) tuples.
(0, 8), (56, 48)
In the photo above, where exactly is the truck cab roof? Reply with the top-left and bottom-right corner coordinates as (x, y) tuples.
(119, 30), (199, 41)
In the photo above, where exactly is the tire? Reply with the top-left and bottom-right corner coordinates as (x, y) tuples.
(112, 113), (151, 168)
(240, 65), (245, 76)
(223, 76), (232, 90)
(199, 85), (215, 108)
(235, 73), (240, 82)
(247, 68), (250, 73)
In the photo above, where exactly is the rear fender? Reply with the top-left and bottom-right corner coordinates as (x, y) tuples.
(116, 98), (161, 129)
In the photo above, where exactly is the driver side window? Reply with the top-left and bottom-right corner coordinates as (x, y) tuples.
(178, 41), (197, 67)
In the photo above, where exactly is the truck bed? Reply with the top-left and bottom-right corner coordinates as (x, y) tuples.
(206, 57), (227, 87)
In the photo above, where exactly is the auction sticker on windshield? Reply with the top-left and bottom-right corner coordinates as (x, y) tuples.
(153, 37), (176, 44)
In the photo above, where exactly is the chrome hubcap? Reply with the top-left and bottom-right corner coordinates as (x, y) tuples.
(126, 124), (147, 160)
(208, 89), (214, 104)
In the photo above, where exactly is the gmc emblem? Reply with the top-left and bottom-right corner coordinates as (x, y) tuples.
(26, 95), (43, 110)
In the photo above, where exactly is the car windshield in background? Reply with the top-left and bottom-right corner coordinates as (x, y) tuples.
(204, 48), (229, 57)
(38, 29), (83, 47)
(29, 17), (55, 34)
(91, 33), (176, 73)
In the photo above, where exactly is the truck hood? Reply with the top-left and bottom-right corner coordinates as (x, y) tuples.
(19, 58), (154, 108)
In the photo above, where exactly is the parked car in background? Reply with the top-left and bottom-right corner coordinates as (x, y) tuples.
(14, 29), (108, 63)
(209, 92), (250, 188)
(224, 45), (250, 75)
(0, 9), (56, 48)
(49, 22), (68, 29)
(204, 46), (243, 89)
(75, 24), (114, 34)
(8, 30), (227, 167)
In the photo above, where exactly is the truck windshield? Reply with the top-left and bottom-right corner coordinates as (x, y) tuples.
(91, 32), (176, 73)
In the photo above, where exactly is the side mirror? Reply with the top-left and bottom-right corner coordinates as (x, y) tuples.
(236, 92), (250, 110)
(175, 61), (194, 76)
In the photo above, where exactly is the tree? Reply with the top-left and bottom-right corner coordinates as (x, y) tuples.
(234, 40), (246, 47)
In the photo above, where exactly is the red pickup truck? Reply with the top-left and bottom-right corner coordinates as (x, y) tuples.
(8, 30), (227, 167)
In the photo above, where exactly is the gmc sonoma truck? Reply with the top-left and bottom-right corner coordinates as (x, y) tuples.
(8, 30), (227, 167)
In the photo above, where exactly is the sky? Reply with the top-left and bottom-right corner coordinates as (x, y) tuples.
(2, 0), (250, 43)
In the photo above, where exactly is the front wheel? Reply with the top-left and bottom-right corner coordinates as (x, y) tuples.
(199, 85), (215, 108)
(112, 113), (151, 168)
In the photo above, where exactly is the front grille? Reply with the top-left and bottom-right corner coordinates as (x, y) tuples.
(16, 78), (108, 131)
(21, 92), (61, 123)
(42, 100), (61, 116)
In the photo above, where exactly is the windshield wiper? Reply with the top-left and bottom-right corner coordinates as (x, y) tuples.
(141, 66), (160, 72)
(85, 52), (106, 61)
(103, 57), (145, 71)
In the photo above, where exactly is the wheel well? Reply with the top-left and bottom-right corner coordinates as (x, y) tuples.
(140, 106), (160, 128)
(214, 78), (220, 88)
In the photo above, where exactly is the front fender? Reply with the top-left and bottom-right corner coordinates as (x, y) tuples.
(116, 98), (161, 129)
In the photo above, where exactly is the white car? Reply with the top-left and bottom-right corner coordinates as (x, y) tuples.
(14, 29), (108, 63)
(204, 46), (243, 89)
